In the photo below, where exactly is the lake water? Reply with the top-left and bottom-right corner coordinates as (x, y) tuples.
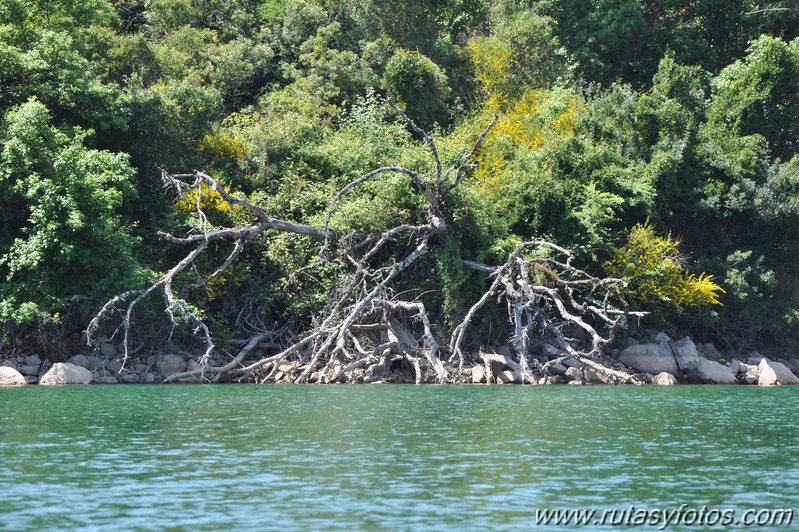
(1, 385), (798, 530)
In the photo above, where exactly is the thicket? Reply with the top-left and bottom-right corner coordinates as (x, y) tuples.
(2, 0), (799, 358)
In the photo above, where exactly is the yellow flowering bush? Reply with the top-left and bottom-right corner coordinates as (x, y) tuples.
(605, 224), (724, 311)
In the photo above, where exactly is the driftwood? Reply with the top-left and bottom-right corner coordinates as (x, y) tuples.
(89, 100), (645, 385)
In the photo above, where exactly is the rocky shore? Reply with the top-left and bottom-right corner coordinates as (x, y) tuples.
(1, 334), (798, 387)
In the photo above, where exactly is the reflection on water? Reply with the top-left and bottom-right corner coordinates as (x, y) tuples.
(1, 385), (798, 530)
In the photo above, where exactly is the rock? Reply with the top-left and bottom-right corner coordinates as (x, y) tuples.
(692, 358), (736, 384)
(67, 354), (102, 371)
(618, 343), (678, 376)
(107, 358), (124, 373)
(543, 344), (562, 358)
(120, 372), (139, 384)
(141, 372), (156, 384)
(0, 366), (26, 386)
(24, 354), (42, 366)
(496, 370), (517, 384)
(739, 363), (759, 384)
(548, 362), (568, 375)
(562, 357), (580, 368)
(134, 363), (149, 373)
(92, 373), (119, 384)
(670, 337), (702, 370)
(471, 365), (486, 384)
(564, 366), (605, 383)
(652, 372), (679, 385)
(100, 342), (118, 358)
(39, 363), (93, 385)
(654, 332), (673, 343)
(747, 351), (765, 365)
(278, 361), (298, 373)
(729, 359), (741, 374)
(698, 343), (724, 360)
(156, 354), (187, 375)
(758, 358), (799, 386)
(18, 365), (41, 376)
(176, 360), (204, 382)
(24, 376), (38, 384)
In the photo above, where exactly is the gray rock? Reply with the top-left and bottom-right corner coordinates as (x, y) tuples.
(471, 365), (486, 384)
(698, 343), (724, 360)
(547, 362), (568, 375)
(141, 372), (156, 384)
(562, 357), (581, 368)
(692, 358), (736, 384)
(18, 365), (41, 376)
(729, 359), (741, 374)
(747, 351), (765, 365)
(24, 354), (42, 366)
(543, 344), (562, 358)
(618, 343), (678, 376)
(134, 363), (150, 373)
(100, 342), (118, 358)
(670, 337), (702, 370)
(107, 358), (124, 373)
(157, 354), (187, 376)
(92, 373), (119, 384)
(67, 354), (102, 371)
(39, 363), (93, 385)
(24, 375), (38, 384)
(120, 372), (139, 384)
(0, 366), (26, 386)
(652, 372), (679, 385)
(758, 358), (799, 386)
(654, 332), (673, 343)
(496, 370), (517, 384)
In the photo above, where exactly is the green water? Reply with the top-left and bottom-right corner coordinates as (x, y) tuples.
(1, 385), (798, 530)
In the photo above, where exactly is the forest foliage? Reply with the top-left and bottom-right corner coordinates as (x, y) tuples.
(2, 0), (799, 354)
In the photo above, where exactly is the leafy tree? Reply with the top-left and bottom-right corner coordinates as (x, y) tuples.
(0, 99), (144, 323)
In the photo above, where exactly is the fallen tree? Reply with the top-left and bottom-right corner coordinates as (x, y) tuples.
(88, 101), (645, 385)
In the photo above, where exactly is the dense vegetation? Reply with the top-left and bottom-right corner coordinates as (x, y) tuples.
(2, 0), (799, 359)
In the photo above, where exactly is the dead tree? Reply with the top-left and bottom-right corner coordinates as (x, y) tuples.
(89, 100), (644, 384)
(745, 1), (799, 15)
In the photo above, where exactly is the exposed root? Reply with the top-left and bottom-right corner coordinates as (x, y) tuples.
(89, 99), (647, 385)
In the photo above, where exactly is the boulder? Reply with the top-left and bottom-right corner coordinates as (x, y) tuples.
(565, 366), (604, 384)
(670, 337), (702, 370)
(100, 342), (118, 358)
(496, 370), (517, 384)
(0, 366), (26, 386)
(18, 365), (41, 376)
(67, 354), (102, 371)
(538, 375), (562, 385)
(729, 359), (741, 374)
(39, 363), (93, 385)
(758, 358), (799, 386)
(652, 372), (679, 385)
(107, 358), (124, 373)
(692, 359), (736, 384)
(739, 363), (759, 384)
(156, 354), (187, 375)
(92, 372), (119, 384)
(747, 351), (765, 365)
(471, 364), (486, 384)
(698, 343), (724, 360)
(547, 362), (568, 375)
(654, 332), (673, 343)
(24, 354), (42, 366)
(618, 343), (678, 376)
